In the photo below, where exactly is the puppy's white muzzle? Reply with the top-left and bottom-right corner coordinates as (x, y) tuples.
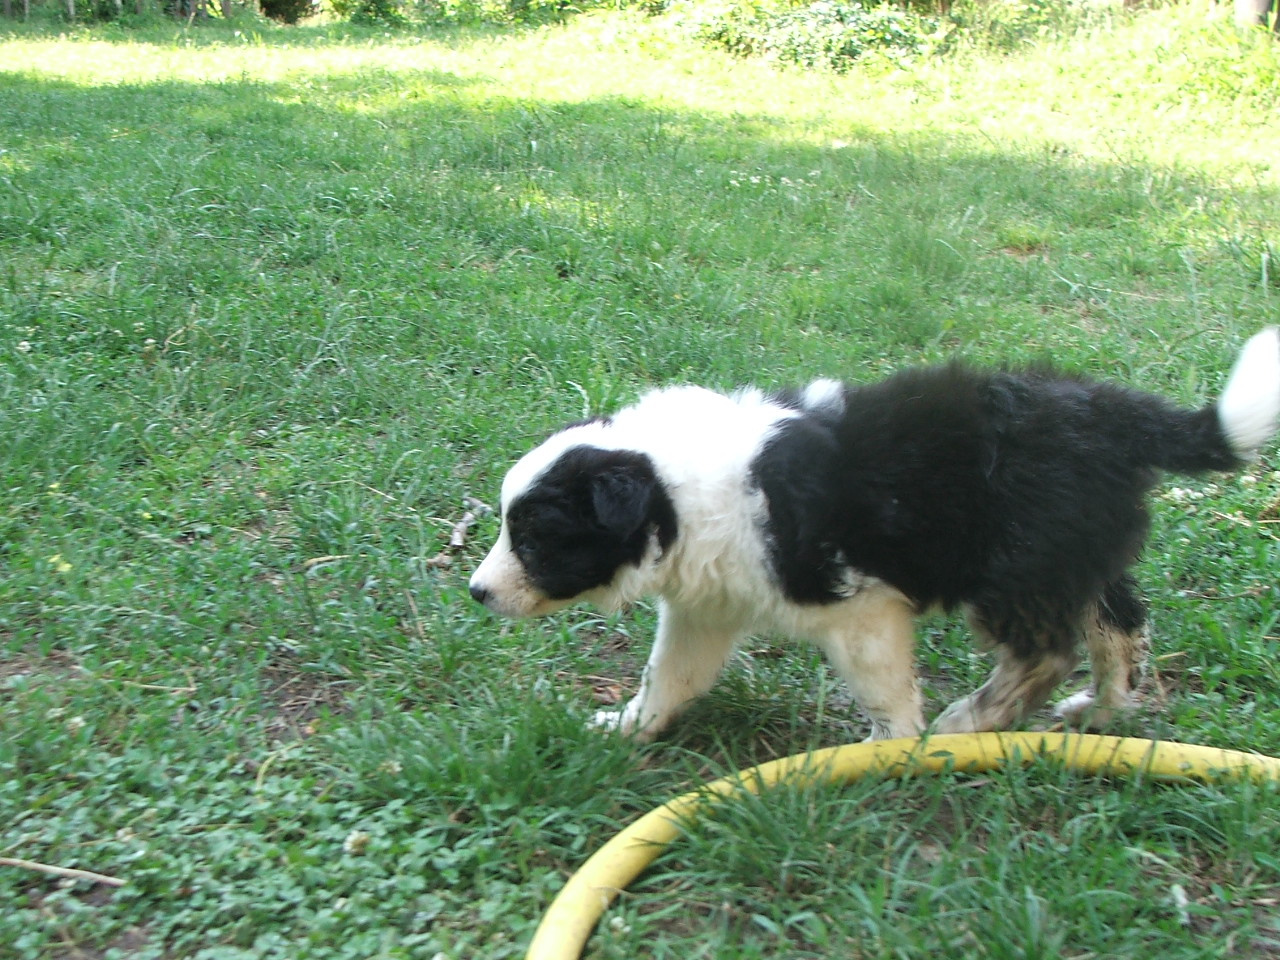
(468, 531), (565, 619)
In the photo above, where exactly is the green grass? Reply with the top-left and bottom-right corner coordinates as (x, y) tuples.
(2, 5), (1280, 958)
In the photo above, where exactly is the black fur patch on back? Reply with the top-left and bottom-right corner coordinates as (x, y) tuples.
(506, 446), (677, 600)
(751, 362), (1228, 656)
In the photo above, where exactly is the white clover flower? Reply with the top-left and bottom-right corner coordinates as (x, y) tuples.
(343, 829), (371, 855)
(1170, 883), (1190, 926)
(16, 340), (30, 353)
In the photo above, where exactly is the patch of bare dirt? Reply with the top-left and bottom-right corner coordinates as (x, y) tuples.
(0, 648), (81, 685)
(22, 884), (165, 960)
(259, 657), (351, 743)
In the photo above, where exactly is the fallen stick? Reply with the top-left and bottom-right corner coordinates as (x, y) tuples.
(0, 856), (125, 887)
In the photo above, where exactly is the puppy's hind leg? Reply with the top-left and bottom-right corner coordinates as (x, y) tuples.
(1055, 576), (1150, 729)
(935, 604), (1080, 734)
(592, 600), (743, 742)
(816, 587), (925, 741)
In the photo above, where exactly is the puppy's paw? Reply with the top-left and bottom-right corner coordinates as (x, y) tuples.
(1054, 689), (1135, 730)
(1053, 689), (1097, 727)
(590, 705), (658, 742)
(932, 695), (985, 735)
(590, 708), (629, 733)
(862, 717), (926, 742)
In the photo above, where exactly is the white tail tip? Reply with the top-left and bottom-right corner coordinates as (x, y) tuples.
(1218, 326), (1280, 458)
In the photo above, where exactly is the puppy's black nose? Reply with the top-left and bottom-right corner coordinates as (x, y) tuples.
(469, 583), (491, 606)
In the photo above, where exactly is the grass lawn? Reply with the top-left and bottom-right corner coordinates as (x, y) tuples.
(2, 3), (1280, 957)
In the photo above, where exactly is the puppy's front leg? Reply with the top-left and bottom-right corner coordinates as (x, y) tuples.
(593, 600), (743, 742)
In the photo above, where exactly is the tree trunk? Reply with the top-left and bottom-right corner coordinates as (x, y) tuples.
(1234, 0), (1276, 31)
(65, 0), (74, 19)
(221, 0), (232, 17)
(2, 0), (10, 19)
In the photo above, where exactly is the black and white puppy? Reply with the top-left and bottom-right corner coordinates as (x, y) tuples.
(470, 330), (1280, 741)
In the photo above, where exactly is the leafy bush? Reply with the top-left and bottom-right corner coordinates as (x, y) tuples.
(260, 0), (319, 22)
(941, 0), (1119, 53)
(327, 0), (586, 25)
(676, 0), (940, 70)
(327, 0), (404, 22)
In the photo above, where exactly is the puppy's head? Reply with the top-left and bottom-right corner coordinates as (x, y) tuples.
(469, 439), (677, 618)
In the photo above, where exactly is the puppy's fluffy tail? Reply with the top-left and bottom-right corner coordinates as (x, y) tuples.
(1217, 326), (1280, 460)
(1131, 327), (1280, 476)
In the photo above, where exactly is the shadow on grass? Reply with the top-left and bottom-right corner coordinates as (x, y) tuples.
(3, 62), (1276, 387)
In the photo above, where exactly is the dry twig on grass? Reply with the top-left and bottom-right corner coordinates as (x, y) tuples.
(0, 856), (125, 888)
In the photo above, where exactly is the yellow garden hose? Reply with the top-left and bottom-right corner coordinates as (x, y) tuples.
(526, 732), (1280, 960)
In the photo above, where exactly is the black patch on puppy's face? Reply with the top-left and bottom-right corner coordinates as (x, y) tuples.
(505, 446), (677, 601)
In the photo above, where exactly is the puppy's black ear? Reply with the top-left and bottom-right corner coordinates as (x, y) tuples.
(590, 461), (656, 540)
